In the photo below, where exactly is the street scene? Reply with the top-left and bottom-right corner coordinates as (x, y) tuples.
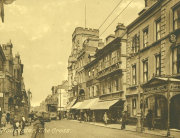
(0, 0), (180, 138)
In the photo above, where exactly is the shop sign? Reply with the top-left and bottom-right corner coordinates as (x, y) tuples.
(170, 85), (180, 91)
(144, 85), (167, 92)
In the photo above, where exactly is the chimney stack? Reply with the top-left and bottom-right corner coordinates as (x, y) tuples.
(144, 0), (157, 7)
(114, 23), (126, 38)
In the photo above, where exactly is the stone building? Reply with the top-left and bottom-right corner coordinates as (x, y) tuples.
(83, 23), (127, 123)
(67, 28), (99, 103)
(126, 0), (180, 130)
(66, 24), (127, 122)
(0, 42), (28, 120)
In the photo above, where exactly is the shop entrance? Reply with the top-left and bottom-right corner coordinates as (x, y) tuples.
(170, 94), (180, 129)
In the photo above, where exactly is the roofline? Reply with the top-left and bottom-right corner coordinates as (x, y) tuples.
(127, 0), (161, 30)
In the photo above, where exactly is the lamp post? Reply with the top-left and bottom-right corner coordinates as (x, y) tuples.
(136, 41), (142, 132)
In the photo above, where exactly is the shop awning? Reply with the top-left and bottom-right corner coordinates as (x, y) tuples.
(90, 100), (118, 110)
(77, 99), (91, 110)
(83, 98), (99, 109)
(66, 99), (76, 110)
(71, 102), (83, 109)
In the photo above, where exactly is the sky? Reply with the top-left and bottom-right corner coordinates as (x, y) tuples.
(0, 0), (144, 106)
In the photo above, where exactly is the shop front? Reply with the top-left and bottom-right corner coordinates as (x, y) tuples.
(90, 99), (125, 123)
(142, 77), (180, 132)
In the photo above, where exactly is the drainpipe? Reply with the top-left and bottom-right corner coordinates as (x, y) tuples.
(167, 77), (170, 136)
(136, 48), (142, 132)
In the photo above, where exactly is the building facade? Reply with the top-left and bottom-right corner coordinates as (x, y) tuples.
(126, 0), (180, 130)
(68, 27), (99, 103)
(0, 42), (28, 121)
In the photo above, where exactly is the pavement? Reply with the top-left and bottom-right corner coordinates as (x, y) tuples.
(70, 120), (180, 138)
(0, 123), (13, 134)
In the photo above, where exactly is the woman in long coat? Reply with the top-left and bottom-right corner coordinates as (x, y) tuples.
(103, 112), (108, 125)
(31, 113), (45, 138)
(1, 111), (6, 127)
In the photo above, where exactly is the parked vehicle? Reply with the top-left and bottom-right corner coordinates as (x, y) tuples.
(42, 112), (51, 122)
(49, 112), (57, 120)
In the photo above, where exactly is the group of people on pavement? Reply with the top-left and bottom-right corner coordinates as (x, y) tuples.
(103, 111), (127, 129)
(1, 111), (11, 128)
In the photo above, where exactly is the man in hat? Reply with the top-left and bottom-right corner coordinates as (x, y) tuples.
(31, 112), (45, 138)
(146, 109), (153, 130)
(121, 111), (127, 130)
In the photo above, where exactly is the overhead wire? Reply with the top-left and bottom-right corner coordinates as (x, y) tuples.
(99, 0), (134, 37)
(98, 0), (123, 30)
(77, 0), (134, 59)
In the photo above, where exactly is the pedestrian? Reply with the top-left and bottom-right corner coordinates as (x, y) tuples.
(84, 112), (87, 122)
(59, 112), (61, 120)
(31, 112), (45, 138)
(6, 112), (10, 124)
(146, 109), (153, 130)
(13, 115), (19, 136)
(1, 111), (6, 128)
(92, 111), (96, 123)
(20, 116), (25, 135)
(121, 111), (126, 130)
(103, 112), (108, 125)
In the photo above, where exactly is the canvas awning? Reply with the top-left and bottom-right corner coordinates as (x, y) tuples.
(71, 102), (83, 109)
(77, 99), (91, 110)
(90, 100), (118, 110)
(83, 98), (99, 109)
(66, 99), (76, 110)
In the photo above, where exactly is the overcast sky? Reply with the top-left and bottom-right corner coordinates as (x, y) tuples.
(0, 0), (144, 106)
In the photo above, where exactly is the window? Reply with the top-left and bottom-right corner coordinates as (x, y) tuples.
(156, 19), (161, 40)
(143, 59), (148, 82)
(92, 86), (94, 97)
(155, 54), (161, 76)
(108, 81), (111, 93)
(156, 99), (162, 117)
(112, 51), (117, 64)
(99, 60), (103, 71)
(132, 34), (140, 53)
(145, 98), (148, 108)
(92, 68), (94, 77)
(114, 79), (119, 91)
(132, 64), (136, 85)
(132, 99), (136, 116)
(173, 47), (180, 74)
(105, 55), (109, 68)
(143, 28), (148, 47)
(88, 71), (91, 78)
(174, 6), (180, 30)
(96, 66), (98, 75)
(81, 58), (83, 67)
(101, 83), (105, 94)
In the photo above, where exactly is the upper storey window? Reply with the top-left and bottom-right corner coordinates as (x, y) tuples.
(112, 51), (117, 64)
(131, 34), (140, 53)
(174, 6), (180, 30)
(156, 19), (161, 40)
(105, 55), (109, 68)
(172, 47), (180, 74)
(143, 28), (148, 48)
